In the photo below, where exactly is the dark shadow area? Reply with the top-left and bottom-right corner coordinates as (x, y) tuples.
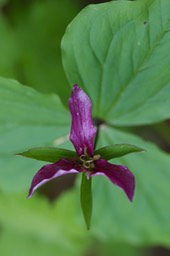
(38, 173), (77, 202)
(149, 246), (170, 256)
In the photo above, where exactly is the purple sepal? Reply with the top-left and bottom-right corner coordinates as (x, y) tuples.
(28, 159), (80, 198)
(68, 84), (96, 156)
(91, 159), (135, 201)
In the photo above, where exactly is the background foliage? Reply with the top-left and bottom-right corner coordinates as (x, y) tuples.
(0, 0), (170, 255)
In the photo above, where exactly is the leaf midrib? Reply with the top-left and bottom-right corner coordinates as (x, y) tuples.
(103, 5), (170, 118)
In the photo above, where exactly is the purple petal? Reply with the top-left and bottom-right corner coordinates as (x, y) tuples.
(68, 84), (96, 156)
(91, 159), (135, 201)
(28, 159), (80, 198)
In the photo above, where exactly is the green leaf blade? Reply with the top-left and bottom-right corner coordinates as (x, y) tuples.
(95, 144), (144, 160)
(17, 147), (77, 163)
(0, 77), (69, 126)
(62, 0), (170, 125)
(0, 77), (71, 192)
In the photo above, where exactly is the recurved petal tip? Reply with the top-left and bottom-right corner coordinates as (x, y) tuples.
(27, 159), (80, 198)
(68, 84), (96, 156)
(92, 159), (135, 201)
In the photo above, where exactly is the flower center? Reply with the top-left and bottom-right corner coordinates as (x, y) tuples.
(79, 148), (100, 170)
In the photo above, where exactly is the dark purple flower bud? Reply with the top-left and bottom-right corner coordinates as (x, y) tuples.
(68, 84), (96, 156)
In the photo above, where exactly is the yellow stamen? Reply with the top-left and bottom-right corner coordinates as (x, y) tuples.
(79, 151), (101, 170)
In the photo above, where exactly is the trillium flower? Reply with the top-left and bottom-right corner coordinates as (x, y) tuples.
(19, 84), (143, 228)
(27, 85), (135, 200)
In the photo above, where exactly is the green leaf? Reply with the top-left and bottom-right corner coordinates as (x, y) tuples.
(91, 126), (170, 246)
(0, 76), (69, 126)
(0, 192), (88, 256)
(0, 192), (144, 256)
(80, 172), (92, 230)
(0, 77), (71, 191)
(17, 147), (77, 163)
(95, 144), (144, 160)
(62, 0), (170, 125)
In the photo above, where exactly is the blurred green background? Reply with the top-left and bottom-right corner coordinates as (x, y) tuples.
(0, 0), (170, 255)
